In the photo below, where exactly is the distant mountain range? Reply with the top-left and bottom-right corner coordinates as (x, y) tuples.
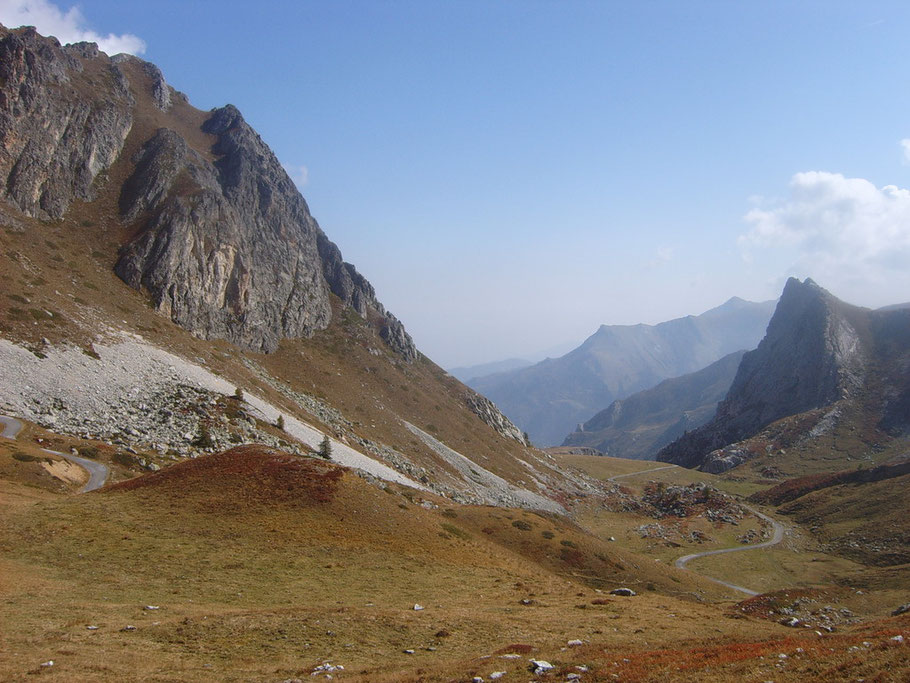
(562, 349), (746, 460)
(469, 297), (776, 446)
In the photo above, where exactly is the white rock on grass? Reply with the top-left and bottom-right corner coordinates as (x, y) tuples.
(610, 588), (636, 596)
(529, 659), (554, 674)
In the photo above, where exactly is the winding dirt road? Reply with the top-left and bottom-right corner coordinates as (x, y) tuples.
(0, 415), (109, 493)
(607, 464), (676, 483)
(604, 462), (786, 596)
(674, 504), (785, 596)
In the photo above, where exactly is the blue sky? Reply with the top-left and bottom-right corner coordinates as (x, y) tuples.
(4, 1), (910, 367)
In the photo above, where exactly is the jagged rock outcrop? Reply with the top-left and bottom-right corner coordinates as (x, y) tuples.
(0, 26), (134, 220)
(0, 24), (416, 360)
(657, 278), (870, 471)
(112, 55), (176, 111)
(465, 392), (528, 444)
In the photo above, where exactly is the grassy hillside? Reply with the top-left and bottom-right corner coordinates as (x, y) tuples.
(1, 445), (907, 681)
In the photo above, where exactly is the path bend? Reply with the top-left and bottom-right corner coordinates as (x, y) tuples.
(1, 415), (109, 493)
(674, 504), (785, 596)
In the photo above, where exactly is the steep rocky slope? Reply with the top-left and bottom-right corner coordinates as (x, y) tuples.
(562, 349), (746, 460)
(0, 24), (413, 358)
(0, 24), (566, 507)
(658, 278), (910, 472)
(470, 297), (775, 445)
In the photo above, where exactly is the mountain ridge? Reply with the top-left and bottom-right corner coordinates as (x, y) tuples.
(562, 349), (747, 460)
(0, 24), (415, 359)
(470, 296), (776, 445)
(657, 277), (910, 472)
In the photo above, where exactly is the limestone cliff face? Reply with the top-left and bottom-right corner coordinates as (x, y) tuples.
(0, 24), (416, 360)
(657, 278), (868, 471)
(0, 27), (133, 220)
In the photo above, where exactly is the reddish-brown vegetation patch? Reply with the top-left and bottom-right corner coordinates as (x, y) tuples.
(737, 588), (836, 620)
(106, 445), (345, 507)
(750, 459), (910, 506)
(588, 627), (910, 681)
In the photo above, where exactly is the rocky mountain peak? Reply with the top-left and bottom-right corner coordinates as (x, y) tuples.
(0, 24), (416, 361)
(657, 278), (869, 471)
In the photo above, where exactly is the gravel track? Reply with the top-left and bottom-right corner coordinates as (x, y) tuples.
(1, 414), (109, 492)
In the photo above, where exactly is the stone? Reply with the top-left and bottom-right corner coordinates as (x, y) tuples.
(489, 673), (505, 680)
(610, 588), (636, 596)
(529, 660), (554, 675)
(892, 603), (910, 616)
(780, 617), (801, 628)
(413, 604), (424, 611)
(567, 639), (584, 646)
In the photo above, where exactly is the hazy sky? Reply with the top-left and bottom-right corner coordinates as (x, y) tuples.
(4, 1), (910, 367)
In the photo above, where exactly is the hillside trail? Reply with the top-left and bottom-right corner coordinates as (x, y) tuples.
(607, 464), (676, 482)
(674, 504), (786, 596)
(605, 462), (786, 596)
(0, 415), (109, 493)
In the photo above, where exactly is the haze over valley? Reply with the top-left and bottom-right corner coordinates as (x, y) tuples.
(0, 4), (909, 682)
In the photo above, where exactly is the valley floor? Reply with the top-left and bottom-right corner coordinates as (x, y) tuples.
(1, 431), (907, 681)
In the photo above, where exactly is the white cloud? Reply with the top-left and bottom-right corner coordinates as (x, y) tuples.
(740, 171), (910, 305)
(0, 0), (146, 55)
(901, 138), (910, 164)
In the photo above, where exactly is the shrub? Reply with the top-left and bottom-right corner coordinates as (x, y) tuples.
(12, 450), (46, 462)
(233, 387), (244, 401)
(276, 415), (285, 430)
(192, 424), (214, 448)
(512, 520), (532, 531)
(318, 435), (332, 459)
(440, 523), (470, 540)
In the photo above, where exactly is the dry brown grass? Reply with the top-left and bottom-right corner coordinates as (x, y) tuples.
(0, 445), (835, 681)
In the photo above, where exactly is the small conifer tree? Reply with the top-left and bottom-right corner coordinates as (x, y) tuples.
(318, 435), (332, 459)
(276, 414), (285, 430)
(234, 386), (244, 401)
